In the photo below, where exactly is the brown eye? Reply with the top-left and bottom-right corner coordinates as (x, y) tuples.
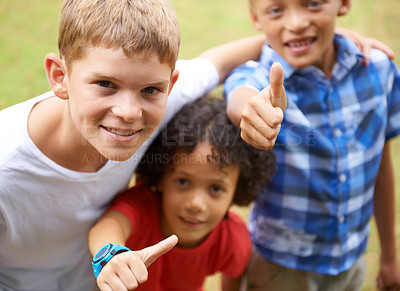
(210, 185), (223, 195)
(176, 178), (189, 187)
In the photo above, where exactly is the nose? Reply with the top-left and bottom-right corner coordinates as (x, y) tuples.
(111, 92), (143, 122)
(185, 191), (207, 213)
(285, 10), (309, 33)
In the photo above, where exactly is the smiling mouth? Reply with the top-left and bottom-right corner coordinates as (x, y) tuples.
(102, 126), (140, 136)
(285, 37), (316, 48)
(180, 216), (204, 225)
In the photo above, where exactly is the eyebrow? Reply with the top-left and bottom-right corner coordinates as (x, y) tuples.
(145, 79), (171, 86)
(173, 170), (230, 185)
(87, 72), (121, 82)
(88, 72), (170, 86)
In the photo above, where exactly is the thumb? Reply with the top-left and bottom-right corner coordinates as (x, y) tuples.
(138, 235), (178, 268)
(269, 62), (287, 112)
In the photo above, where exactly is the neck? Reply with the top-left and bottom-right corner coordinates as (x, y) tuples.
(28, 97), (108, 173)
(317, 42), (337, 80)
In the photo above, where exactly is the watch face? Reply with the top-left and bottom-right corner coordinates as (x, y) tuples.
(93, 244), (111, 263)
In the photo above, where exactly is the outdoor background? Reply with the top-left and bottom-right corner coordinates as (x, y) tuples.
(0, 0), (399, 290)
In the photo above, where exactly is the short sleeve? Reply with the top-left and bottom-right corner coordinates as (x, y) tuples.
(107, 184), (157, 233)
(160, 58), (219, 125)
(223, 60), (268, 102)
(174, 58), (219, 99)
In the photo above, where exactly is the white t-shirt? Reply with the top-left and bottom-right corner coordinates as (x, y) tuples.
(0, 58), (218, 291)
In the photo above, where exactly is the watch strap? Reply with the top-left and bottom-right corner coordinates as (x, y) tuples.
(92, 243), (131, 278)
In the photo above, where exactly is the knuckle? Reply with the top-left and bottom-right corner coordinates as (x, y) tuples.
(126, 280), (139, 290)
(137, 273), (148, 284)
(248, 96), (258, 106)
(270, 114), (283, 126)
(241, 110), (251, 121)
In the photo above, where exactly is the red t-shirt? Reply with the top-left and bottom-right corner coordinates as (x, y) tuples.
(108, 183), (252, 291)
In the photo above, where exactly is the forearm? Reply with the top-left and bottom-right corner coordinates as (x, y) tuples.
(199, 35), (266, 84)
(374, 143), (397, 263)
(88, 210), (132, 256)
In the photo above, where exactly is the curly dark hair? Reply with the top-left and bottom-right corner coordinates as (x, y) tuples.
(136, 96), (276, 206)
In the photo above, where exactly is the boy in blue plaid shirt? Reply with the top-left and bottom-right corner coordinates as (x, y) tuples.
(224, 0), (400, 290)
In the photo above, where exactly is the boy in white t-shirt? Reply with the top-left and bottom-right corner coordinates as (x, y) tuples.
(0, 0), (285, 290)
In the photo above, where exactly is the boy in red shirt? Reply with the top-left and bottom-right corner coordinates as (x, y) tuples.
(88, 96), (276, 290)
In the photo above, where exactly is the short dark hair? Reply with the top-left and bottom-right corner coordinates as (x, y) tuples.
(136, 96), (276, 206)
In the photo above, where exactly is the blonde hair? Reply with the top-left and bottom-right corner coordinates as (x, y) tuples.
(58, 0), (180, 70)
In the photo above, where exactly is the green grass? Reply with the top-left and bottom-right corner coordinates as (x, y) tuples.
(0, 0), (62, 108)
(1, 0), (399, 290)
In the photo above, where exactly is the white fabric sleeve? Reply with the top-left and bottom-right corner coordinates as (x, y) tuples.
(161, 58), (219, 124)
(173, 58), (219, 99)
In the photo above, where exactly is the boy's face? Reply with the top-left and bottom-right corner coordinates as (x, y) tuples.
(250, 0), (351, 72)
(158, 142), (240, 249)
(64, 47), (178, 161)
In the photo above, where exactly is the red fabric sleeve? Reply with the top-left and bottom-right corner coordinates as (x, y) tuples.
(107, 183), (160, 240)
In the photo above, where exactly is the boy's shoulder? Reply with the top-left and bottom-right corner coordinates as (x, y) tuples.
(220, 211), (250, 239)
(206, 211), (250, 247)
(335, 35), (396, 71)
(0, 91), (53, 118)
(368, 48), (396, 66)
(0, 92), (55, 161)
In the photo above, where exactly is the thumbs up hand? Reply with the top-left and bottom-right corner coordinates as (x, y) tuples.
(96, 235), (178, 291)
(239, 62), (286, 150)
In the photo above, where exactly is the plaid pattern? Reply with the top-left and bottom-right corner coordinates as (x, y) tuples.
(224, 35), (400, 275)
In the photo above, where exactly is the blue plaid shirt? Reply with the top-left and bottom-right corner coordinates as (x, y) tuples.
(224, 35), (400, 275)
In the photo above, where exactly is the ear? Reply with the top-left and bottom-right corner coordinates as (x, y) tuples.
(338, 0), (351, 16)
(168, 69), (180, 95)
(249, 9), (263, 31)
(44, 53), (69, 100)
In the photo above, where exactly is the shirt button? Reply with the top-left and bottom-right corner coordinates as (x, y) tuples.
(338, 215), (345, 223)
(334, 128), (342, 137)
(339, 173), (347, 183)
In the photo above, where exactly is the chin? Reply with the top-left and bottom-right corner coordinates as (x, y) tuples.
(102, 149), (137, 162)
(288, 59), (313, 69)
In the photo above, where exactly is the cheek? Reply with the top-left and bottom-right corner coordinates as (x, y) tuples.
(208, 201), (229, 222)
(264, 26), (283, 49)
(70, 99), (103, 127)
(144, 99), (168, 127)
(162, 193), (180, 212)
(318, 14), (337, 32)
(267, 34), (282, 48)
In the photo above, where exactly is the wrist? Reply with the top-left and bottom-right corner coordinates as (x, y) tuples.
(92, 243), (130, 278)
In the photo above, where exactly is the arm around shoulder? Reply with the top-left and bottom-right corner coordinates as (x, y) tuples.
(199, 35), (266, 84)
